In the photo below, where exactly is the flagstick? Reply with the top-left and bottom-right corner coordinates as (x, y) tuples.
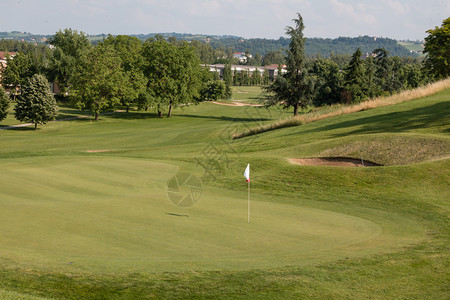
(248, 179), (250, 223)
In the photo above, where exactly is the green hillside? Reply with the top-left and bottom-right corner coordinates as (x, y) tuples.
(0, 86), (448, 299)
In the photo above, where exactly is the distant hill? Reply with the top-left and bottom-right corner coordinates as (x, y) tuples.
(212, 36), (419, 57)
(0, 31), (418, 57)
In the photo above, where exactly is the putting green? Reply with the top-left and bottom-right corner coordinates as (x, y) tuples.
(0, 156), (420, 273)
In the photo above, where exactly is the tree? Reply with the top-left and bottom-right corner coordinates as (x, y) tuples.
(48, 29), (91, 95)
(343, 48), (366, 102)
(404, 63), (426, 88)
(200, 80), (226, 101)
(373, 48), (393, 94)
(262, 68), (270, 85)
(102, 35), (147, 112)
(0, 86), (10, 121)
(190, 40), (215, 64)
(1, 51), (32, 100)
(311, 58), (343, 106)
(363, 55), (378, 98)
(142, 40), (203, 117)
(264, 13), (315, 116)
(71, 43), (127, 120)
(252, 68), (261, 85)
(262, 50), (285, 66)
(14, 74), (58, 129)
(423, 17), (450, 79)
(222, 62), (233, 99)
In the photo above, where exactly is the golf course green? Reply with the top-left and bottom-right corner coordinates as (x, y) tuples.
(0, 86), (448, 298)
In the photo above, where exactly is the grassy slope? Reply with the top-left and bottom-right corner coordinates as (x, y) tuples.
(0, 88), (448, 299)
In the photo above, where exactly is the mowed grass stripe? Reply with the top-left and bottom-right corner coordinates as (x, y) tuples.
(0, 156), (406, 273)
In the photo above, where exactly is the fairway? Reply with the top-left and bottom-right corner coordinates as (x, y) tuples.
(0, 86), (448, 299)
(0, 156), (402, 273)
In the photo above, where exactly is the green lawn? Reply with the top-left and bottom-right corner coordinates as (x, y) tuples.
(0, 87), (448, 299)
(398, 41), (424, 54)
(231, 85), (266, 103)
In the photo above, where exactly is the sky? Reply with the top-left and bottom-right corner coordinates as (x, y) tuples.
(1, 0), (449, 40)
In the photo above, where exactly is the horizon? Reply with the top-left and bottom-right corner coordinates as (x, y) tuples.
(1, 30), (427, 42)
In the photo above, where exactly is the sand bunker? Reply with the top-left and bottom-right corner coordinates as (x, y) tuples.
(85, 150), (112, 153)
(211, 101), (263, 107)
(288, 157), (382, 167)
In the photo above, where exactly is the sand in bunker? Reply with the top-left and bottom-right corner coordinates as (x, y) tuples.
(85, 150), (112, 153)
(211, 101), (263, 107)
(288, 157), (382, 167)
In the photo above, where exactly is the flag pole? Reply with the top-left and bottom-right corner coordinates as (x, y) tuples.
(244, 163), (250, 223)
(248, 179), (250, 223)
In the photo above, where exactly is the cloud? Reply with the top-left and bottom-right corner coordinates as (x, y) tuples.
(381, 0), (410, 14)
(329, 0), (377, 25)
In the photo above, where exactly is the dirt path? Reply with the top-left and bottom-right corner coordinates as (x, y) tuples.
(288, 157), (382, 167)
(211, 101), (263, 107)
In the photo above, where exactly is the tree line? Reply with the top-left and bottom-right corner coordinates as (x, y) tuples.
(1, 30), (231, 127)
(265, 14), (449, 116)
(1, 16), (447, 125)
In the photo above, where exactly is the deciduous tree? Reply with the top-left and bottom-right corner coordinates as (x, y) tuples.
(311, 58), (342, 106)
(1, 51), (32, 100)
(102, 35), (147, 112)
(423, 17), (450, 79)
(48, 29), (91, 95)
(71, 43), (127, 120)
(142, 40), (203, 117)
(0, 86), (10, 121)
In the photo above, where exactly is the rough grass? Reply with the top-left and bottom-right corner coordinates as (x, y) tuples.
(0, 289), (49, 300)
(233, 78), (450, 139)
(318, 134), (450, 165)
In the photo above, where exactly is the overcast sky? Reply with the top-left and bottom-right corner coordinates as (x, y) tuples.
(1, 0), (448, 40)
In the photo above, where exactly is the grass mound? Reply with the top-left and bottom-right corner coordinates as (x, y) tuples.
(233, 78), (450, 139)
(318, 134), (450, 165)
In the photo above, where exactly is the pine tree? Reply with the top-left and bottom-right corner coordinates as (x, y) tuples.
(15, 74), (58, 129)
(343, 48), (366, 102)
(264, 13), (315, 116)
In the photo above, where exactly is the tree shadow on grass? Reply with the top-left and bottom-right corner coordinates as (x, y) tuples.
(176, 114), (272, 122)
(108, 111), (160, 120)
(1, 126), (38, 131)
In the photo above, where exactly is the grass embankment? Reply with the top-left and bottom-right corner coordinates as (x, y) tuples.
(0, 86), (448, 299)
(233, 78), (450, 139)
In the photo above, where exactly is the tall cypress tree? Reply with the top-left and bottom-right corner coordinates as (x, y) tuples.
(343, 48), (366, 102)
(264, 13), (315, 116)
(222, 62), (233, 99)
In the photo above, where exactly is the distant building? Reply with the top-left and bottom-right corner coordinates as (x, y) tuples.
(233, 52), (252, 63)
(264, 64), (287, 79)
(203, 64), (286, 81)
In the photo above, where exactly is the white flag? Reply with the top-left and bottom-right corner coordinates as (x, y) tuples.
(244, 164), (250, 182)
